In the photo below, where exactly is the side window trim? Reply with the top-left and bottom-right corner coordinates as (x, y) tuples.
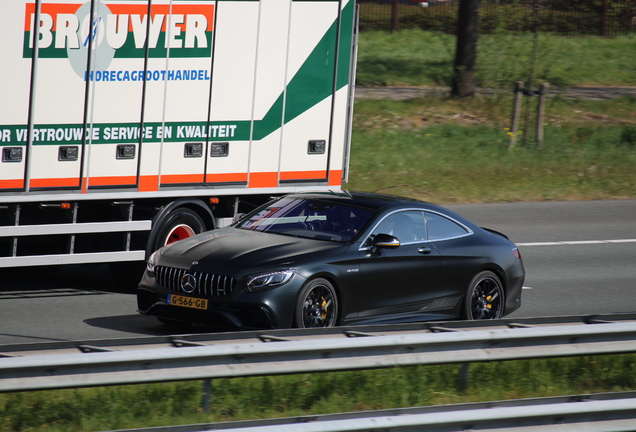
(424, 210), (474, 242)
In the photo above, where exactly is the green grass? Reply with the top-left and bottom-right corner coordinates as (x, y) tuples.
(2, 355), (636, 431)
(356, 30), (636, 88)
(346, 96), (636, 203)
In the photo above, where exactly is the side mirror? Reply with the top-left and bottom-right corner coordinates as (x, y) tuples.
(373, 233), (400, 249)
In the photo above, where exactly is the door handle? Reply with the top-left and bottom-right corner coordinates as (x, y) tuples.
(418, 247), (432, 255)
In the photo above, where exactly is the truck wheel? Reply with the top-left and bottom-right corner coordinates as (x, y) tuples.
(152, 207), (207, 251)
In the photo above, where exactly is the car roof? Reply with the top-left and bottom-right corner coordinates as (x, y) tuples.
(283, 191), (480, 231)
(285, 190), (431, 211)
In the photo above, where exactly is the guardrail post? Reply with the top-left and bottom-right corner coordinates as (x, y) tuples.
(202, 379), (212, 412)
(460, 363), (470, 392)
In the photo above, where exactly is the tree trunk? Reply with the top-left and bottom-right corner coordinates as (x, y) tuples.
(600, 0), (609, 37)
(451, 0), (480, 97)
(391, 0), (399, 32)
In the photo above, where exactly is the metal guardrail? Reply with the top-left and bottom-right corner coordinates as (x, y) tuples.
(105, 391), (636, 432)
(3, 312), (636, 357)
(3, 314), (636, 431)
(2, 318), (636, 392)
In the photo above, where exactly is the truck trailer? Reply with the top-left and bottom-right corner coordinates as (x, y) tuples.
(0, 0), (357, 286)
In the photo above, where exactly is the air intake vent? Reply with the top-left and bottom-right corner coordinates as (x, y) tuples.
(155, 266), (236, 297)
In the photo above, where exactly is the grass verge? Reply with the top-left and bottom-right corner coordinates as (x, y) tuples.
(356, 30), (636, 88)
(346, 96), (636, 203)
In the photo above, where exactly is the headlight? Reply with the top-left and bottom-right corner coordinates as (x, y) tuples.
(147, 251), (157, 277)
(247, 270), (296, 291)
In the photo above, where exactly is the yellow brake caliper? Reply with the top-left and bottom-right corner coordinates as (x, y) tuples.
(321, 297), (328, 319)
(486, 295), (492, 309)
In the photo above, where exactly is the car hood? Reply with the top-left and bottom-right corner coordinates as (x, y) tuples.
(158, 227), (347, 269)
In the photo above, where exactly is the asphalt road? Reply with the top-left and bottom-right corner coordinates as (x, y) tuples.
(1, 199), (635, 345)
(447, 200), (636, 319)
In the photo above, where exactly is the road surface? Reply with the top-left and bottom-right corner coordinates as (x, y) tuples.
(1, 199), (634, 345)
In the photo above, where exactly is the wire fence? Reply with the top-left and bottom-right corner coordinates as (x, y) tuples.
(358, 0), (636, 36)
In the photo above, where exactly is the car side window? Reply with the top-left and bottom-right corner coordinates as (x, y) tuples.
(424, 212), (469, 240)
(371, 211), (427, 244)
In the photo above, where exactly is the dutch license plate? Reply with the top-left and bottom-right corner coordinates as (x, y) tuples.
(167, 294), (208, 310)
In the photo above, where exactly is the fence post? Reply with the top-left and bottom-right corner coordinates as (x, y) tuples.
(510, 81), (524, 148)
(391, 0), (399, 32)
(536, 83), (549, 148)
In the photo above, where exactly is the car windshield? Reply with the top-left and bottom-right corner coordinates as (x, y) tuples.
(236, 197), (375, 242)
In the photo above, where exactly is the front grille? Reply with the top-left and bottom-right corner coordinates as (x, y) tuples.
(155, 266), (236, 297)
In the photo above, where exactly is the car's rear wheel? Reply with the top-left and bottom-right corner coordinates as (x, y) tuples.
(463, 271), (504, 320)
(295, 278), (338, 328)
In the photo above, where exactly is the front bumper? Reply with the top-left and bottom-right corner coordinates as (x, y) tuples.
(137, 269), (306, 330)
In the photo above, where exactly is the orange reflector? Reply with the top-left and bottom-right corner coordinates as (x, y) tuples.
(209, 197), (220, 204)
(61, 202), (71, 209)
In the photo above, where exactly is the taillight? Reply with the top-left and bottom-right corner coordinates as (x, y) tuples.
(512, 247), (521, 259)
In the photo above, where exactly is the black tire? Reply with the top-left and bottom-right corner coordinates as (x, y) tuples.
(462, 271), (505, 320)
(294, 278), (339, 328)
(152, 207), (206, 251)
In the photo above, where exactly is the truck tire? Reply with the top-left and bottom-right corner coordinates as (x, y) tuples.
(151, 207), (207, 251)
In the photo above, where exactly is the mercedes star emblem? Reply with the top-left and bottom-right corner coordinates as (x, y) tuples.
(180, 273), (197, 294)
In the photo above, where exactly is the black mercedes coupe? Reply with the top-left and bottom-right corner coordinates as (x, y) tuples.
(137, 191), (525, 329)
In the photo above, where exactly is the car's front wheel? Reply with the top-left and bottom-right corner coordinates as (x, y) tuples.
(295, 278), (339, 328)
(463, 271), (504, 320)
